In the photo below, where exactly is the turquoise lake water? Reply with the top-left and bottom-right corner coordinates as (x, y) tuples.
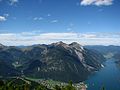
(85, 59), (120, 90)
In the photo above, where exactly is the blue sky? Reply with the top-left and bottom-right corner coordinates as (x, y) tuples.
(0, 0), (120, 45)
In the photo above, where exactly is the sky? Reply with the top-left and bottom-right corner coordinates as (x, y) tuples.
(0, 0), (120, 46)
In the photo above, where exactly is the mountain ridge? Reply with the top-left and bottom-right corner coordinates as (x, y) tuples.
(0, 42), (105, 82)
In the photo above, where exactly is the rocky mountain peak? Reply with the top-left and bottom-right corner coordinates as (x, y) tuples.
(52, 41), (66, 45)
(69, 42), (84, 51)
(51, 41), (69, 48)
(0, 43), (4, 46)
(69, 42), (81, 46)
(0, 43), (5, 48)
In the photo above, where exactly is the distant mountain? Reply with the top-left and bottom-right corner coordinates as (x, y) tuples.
(114, 53), (120, 60)
(84, 45), (120, 58)
(0, 42), (105, 82)
(114, 52), (120, 66)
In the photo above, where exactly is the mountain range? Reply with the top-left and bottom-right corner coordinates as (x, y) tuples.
(85, 45), (120, 67)
(0, 42), (105, 82)
(85, 45), (120, 56)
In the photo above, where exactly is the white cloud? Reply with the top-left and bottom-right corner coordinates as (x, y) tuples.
(81, 0), (113, 6)
(51, 20), (58, 23)
(9, 0), (18, 5)
(33, 17), (43, 21)
(35, 33), (78, 39)
(0, 0), (18, 5)
(0, 32), (120, 46)
(80, 33), (97, 38)
(0, 16), (6, 22)
(67, 28), (72, 31)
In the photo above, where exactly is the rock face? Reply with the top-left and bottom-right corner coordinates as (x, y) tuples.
(0, 42), (105, 82)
